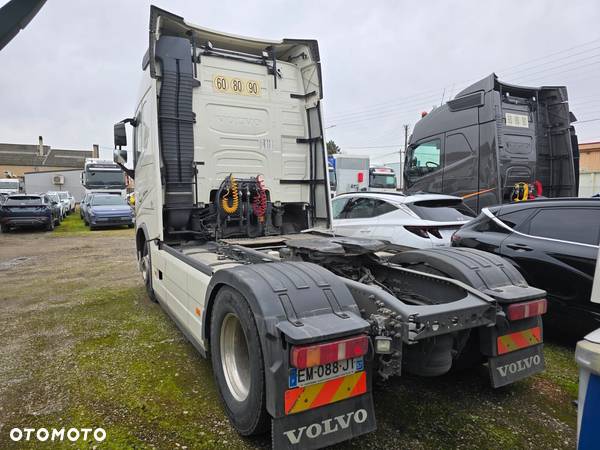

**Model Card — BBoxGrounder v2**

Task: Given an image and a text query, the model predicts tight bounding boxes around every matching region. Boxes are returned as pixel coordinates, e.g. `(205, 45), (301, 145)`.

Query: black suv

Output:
(0, 194), (61, 232)
(452, 198), (600, 337)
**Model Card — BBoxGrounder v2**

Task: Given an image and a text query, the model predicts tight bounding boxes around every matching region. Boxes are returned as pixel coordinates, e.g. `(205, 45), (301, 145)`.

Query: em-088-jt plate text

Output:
(213, 74), (261, 96)
(289, 357), (364, 389)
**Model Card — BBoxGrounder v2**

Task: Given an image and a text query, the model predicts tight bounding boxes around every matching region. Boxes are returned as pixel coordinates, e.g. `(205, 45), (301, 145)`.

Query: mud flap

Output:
(271, 394), (376, 450)
(488, 344), (545, 388)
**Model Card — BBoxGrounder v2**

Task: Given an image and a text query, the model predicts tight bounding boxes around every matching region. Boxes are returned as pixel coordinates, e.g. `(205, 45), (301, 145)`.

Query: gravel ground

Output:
(0, 215), (580, 449)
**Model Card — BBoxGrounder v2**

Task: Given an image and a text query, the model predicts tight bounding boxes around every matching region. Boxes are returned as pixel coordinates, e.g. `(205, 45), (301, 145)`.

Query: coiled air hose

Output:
(221, 175), (239, 214)
(252, 175), (267, 222)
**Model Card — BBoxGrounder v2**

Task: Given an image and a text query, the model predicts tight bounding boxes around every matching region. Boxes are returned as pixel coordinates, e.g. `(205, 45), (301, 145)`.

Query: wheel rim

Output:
(220, 313), (251, 402)
(140, 254), (150, 284)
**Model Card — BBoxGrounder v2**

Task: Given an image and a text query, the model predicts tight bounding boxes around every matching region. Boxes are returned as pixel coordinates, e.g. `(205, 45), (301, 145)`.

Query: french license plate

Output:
(289, 357), (363, 388)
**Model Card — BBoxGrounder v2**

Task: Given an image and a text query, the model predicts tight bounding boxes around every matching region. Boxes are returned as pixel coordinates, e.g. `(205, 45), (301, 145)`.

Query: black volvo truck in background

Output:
(404, 74), (579, 212)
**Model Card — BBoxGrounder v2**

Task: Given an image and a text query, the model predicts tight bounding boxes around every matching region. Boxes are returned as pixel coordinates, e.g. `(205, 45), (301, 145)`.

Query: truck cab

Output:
(82, 158), (127, 196)
(369, 166), (397, 192)
(0, 178), (20, 195)
(404, 74), (579, 212)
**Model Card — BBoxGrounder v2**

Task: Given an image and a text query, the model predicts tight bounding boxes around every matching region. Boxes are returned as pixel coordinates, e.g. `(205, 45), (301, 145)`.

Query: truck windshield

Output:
(0, 181), (19, 189)
(85, 169), (126, 187)
(91, 196), (126, 206)
(407, 199), (475, 221)
(370, 174), (396, 188)
(5, 197), (42, 205)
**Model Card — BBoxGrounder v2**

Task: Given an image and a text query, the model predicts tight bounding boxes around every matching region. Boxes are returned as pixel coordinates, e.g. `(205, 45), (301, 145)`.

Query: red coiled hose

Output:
(252, 175), (267, 222)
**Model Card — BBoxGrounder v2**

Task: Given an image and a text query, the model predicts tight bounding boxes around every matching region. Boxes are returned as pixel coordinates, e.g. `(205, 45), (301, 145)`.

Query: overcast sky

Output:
(1, 0), (599, 162)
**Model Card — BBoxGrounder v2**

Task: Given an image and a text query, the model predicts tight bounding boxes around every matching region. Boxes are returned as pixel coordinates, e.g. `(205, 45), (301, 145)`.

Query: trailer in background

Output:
(333, 154), (369, 194)
(24, 169), (86, 202)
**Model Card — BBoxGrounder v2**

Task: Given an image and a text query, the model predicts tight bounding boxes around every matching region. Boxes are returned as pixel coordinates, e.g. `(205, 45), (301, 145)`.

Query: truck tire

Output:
(210, 286), (269, 436)
(140, 241), (157, 303)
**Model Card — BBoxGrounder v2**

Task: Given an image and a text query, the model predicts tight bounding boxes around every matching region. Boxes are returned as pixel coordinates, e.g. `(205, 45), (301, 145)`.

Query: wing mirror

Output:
(114, 122), (127, 147)
(114, 149), (128, 165)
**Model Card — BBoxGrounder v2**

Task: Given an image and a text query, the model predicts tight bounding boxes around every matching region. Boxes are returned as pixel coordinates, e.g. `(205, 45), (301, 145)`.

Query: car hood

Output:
(90, 205), (132, 214)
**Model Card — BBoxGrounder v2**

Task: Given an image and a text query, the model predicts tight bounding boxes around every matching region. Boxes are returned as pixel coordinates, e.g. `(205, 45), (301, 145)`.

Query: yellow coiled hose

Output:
(221, 175), (239, 214)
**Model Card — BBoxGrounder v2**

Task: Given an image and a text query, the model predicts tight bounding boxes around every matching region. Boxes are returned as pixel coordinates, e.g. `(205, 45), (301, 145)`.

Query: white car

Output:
(331, 192), (475, 249)
(48, 191), (72, 215)
(46, 192), (68, 219)
(59, 191), (76, 212)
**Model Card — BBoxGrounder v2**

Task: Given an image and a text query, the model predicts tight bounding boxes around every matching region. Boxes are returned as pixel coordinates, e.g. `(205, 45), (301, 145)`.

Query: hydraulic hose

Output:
(221, 175), (239, 214)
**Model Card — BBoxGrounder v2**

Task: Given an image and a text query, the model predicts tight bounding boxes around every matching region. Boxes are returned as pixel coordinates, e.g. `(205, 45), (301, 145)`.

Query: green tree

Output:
(327, 140), (341, 155)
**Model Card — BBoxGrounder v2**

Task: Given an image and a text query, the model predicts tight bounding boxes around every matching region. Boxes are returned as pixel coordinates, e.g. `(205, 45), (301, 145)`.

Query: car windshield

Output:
(5, 196), (42, 205)
(47, 194), (59, 202)
(91, 196), (127, 206)
(58, 192), (68, 200)
(407, 199), (475, 221)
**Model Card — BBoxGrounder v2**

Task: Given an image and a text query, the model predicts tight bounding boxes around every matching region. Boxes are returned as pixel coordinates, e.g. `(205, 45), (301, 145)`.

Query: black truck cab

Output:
(404, 74), (579, 212)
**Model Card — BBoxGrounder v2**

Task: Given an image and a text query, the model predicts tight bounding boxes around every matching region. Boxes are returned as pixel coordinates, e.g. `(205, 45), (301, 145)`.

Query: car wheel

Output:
(210, 287), (269, 436)
(89, 225), (96, 231)
(0, 224), (9, 233)
(46, 219), (55, 231)
(140, 242), (157, 303)
(128, 224), (134, 228)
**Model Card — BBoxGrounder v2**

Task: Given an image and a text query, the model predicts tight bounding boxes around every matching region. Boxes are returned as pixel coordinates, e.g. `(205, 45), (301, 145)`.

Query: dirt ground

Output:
(0, 215), (580, 449)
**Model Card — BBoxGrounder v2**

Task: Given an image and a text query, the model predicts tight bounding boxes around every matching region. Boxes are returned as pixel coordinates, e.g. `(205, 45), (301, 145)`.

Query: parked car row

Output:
(331, 192), (600, 338)
(80, 192), (134, 230)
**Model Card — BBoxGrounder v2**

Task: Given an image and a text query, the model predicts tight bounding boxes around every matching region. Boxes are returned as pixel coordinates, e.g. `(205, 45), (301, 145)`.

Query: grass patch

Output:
(52, 211), (133, 237)
(52, 212), (89, 234)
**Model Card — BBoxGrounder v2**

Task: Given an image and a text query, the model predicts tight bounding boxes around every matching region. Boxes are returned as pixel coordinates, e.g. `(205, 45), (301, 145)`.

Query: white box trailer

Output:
(334, 155), (369, 194)
(112, 7), (549, 449)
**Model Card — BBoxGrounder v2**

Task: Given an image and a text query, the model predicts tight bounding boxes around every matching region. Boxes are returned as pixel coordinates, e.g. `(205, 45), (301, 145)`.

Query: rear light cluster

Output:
(405, 226), (442, 239)
(506, 298), (547, 321)
(290, 335), (368, 369)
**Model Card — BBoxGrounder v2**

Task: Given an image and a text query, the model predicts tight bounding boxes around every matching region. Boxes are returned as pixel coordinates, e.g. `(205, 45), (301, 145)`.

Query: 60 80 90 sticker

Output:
(213, 75), (261, 96)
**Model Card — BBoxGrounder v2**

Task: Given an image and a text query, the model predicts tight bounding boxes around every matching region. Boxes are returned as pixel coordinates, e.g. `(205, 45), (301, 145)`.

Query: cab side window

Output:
(133, 101), (150, 168)
(407, 139), (442, 180)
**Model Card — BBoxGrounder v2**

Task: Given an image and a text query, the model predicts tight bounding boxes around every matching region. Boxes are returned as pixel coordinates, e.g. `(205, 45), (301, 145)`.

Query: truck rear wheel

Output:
(210, 287), (269, 436)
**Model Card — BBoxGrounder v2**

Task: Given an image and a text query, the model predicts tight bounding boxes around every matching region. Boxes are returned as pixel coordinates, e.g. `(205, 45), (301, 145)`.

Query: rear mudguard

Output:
(204, 261), (371, 419)
(389, 247), (545, 303)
